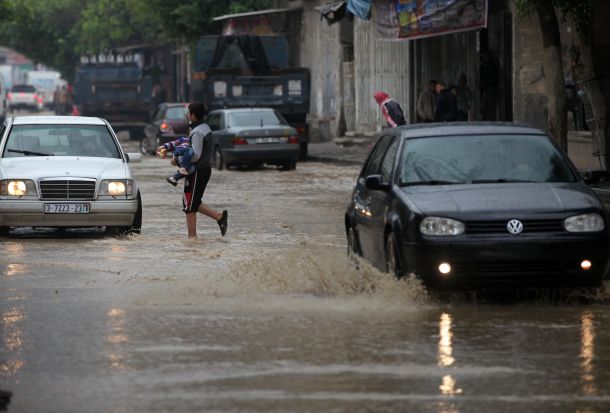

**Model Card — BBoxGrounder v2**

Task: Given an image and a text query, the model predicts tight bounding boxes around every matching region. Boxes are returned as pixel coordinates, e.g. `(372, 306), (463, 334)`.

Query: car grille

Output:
(39, 180), (96, 200)
(465, 219), (564, 234)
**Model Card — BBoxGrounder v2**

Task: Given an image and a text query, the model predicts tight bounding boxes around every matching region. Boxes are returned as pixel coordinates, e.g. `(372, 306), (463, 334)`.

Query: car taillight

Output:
(37, 96), (43, 104)
(7, 93), (11, 101)
(233, 137), (248, 145)
(287, 135), (299, 144)
(160, 122), (173, 134)
(297, 127), (306, 134)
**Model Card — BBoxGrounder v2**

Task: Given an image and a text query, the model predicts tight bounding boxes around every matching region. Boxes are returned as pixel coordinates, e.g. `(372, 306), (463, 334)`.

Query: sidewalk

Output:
(307, 138), (374, 165)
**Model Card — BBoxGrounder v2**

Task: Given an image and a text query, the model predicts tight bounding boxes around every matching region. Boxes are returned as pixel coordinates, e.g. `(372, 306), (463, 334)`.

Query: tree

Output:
(515, 0), (592, 151)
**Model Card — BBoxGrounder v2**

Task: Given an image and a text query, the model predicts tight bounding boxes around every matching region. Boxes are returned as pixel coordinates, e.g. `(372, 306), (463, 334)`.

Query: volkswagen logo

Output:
(507, 219), (524, 235)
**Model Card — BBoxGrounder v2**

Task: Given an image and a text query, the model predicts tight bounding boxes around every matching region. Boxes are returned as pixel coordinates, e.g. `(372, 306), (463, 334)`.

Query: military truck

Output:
(73, 55), (153, 137)
(190, 35), (311, 158)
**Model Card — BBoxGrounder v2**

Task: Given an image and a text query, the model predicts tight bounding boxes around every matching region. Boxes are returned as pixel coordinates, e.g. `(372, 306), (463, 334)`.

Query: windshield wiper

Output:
(471, 178), (537, 183)
(7, 149), (54, 156)
(400, 180), (464, 187)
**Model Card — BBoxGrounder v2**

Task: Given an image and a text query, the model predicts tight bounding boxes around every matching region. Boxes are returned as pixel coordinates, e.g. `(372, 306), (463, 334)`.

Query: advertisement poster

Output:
(378, 0), (488, 40)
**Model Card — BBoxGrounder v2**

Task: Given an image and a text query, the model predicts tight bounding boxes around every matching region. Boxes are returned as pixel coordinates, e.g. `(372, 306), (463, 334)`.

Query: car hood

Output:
(0, 157), (129, 180)
(228, 125), (297, 137)
(401, 183), (602, 218)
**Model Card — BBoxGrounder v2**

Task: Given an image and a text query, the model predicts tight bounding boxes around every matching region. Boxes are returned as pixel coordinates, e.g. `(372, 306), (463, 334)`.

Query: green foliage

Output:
(0, 0), (273, 79)
(514, 0), (592, 34)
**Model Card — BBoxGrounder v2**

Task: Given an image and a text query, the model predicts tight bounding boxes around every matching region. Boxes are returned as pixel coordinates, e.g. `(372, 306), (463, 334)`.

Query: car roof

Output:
(396, 122), (546, 138)
(210, 108), (276, 114)
(11, 116), (107, 126)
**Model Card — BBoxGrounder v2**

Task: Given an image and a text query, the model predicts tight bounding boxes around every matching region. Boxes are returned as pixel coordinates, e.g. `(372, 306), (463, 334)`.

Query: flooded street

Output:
(2, 154), (610, 412)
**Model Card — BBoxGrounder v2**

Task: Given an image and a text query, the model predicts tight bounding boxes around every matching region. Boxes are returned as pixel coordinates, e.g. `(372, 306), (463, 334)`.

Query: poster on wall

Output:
(375, 0), (488, 40)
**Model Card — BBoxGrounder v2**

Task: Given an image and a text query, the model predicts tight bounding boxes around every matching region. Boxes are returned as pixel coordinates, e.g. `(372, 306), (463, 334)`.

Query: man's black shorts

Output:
(182, 167), (212, 213)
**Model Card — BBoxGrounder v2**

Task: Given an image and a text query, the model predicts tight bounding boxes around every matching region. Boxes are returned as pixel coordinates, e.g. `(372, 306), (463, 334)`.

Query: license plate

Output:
(44, 203), (90, 214)
(255, 137), (280, 144)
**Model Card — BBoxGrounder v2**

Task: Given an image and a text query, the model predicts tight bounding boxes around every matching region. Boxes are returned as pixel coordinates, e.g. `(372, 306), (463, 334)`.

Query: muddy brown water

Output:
(2, 155), (610, 412)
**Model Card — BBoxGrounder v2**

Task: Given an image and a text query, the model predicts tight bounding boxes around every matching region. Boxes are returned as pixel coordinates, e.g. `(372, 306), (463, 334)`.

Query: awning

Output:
(315, 1), (348, 25)
(347, 0), (372, 20)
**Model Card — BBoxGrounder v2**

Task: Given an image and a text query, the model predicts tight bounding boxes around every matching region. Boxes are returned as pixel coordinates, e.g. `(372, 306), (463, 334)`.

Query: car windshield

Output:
(3, 125), (121, 158)
(11, 85), (36, 93)
(398, 134), (578, 185)
(228, 111), (286, 127)
(166, 106), (188, 121)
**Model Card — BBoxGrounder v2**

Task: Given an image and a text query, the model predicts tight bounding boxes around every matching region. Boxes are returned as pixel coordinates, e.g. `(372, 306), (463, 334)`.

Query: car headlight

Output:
(420, 217), (465, 236)
(1, 179), (37, 198)
(564, 213), (604, 232)
(99, 180), (133, 197)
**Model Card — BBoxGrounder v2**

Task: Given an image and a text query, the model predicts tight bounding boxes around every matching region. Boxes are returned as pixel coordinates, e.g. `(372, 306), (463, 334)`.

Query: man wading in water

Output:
(160, 102), (228, 238)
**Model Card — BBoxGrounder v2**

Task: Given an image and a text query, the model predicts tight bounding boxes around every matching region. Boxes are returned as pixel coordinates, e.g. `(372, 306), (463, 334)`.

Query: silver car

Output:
(0, 116), (142, 236)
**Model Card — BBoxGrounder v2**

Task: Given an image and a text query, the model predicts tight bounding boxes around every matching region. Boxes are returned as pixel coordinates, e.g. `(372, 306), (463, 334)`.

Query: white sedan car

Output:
(0, 116), (142, 236)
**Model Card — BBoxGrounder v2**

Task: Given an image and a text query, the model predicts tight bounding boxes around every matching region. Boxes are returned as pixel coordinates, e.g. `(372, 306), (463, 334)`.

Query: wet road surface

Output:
(2, 151), (610, 412)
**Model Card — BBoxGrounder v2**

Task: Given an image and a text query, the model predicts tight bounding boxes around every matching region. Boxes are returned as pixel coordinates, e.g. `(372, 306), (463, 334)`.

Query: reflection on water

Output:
(106, 308), (128, 369)
(580, 311), (597, 397)
(1, 308), (24, 377)
(437, 312), (462, 413)
(4, 264), (28, 278)
(109, 245), (127, 262)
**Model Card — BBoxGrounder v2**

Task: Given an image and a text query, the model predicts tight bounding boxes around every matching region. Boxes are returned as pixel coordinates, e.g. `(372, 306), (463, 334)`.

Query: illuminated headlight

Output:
(1, 180), (37, 197)
(232, 85), (243, 96)
(564, 213), (604, 232)
(99, 180), (133, 197)
(420, 217), (465, 236)
(273, 85), (283, 96)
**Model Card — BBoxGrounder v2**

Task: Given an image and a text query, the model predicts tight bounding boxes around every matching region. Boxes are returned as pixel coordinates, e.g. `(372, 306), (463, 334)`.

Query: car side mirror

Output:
(365, 175), (389, 191)
(126, 152), (142, 163)
(581, 170), (610, 185)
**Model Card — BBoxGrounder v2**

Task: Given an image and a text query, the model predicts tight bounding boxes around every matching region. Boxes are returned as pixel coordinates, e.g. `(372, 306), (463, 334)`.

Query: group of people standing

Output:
(416, 75), (473, 123)
(373, 74), (474, 129)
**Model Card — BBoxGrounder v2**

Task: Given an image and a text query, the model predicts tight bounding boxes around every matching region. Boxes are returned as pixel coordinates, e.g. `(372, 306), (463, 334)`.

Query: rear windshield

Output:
(11, 85), (36, 93)
(228, 111), (286, 127)
(399, 134), (578, 185)
(166, 106), (188, 121)
(3, 125), (121, 158)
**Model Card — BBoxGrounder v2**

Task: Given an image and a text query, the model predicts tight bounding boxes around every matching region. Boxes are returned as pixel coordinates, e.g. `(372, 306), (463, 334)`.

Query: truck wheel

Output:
(299, 142), (308, 160)
(214, 147), (224, 170)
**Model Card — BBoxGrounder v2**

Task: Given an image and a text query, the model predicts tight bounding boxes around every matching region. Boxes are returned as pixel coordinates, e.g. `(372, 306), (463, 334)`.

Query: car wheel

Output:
(139, 136), (151, 155)
(347, 225), (360, 259)
(214, 146), (224, 170)
(385, 232), (403, 278)
(0, 226), (9, 236)
(106, 192), (142, 237)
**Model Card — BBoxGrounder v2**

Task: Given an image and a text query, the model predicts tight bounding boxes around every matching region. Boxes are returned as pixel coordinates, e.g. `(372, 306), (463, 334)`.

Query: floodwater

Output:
(2, 154), (610, 412)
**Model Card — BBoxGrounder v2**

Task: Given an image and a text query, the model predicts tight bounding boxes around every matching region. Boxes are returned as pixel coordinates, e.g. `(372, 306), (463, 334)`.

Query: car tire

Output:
(0, 226), (9, 236)
(347, 225), (360, 259)
(385, 232), (403, 278)
(214, 146), (224, 170)
(106, 192), (142, 237)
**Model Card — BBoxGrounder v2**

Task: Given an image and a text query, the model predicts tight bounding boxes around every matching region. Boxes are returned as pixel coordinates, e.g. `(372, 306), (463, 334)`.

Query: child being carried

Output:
(156, 137), (195, 186)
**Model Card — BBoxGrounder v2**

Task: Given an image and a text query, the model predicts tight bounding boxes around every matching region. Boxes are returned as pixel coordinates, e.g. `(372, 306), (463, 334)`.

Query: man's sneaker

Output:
(178, 167), (189, 176)
(165, 176), (178, 187)
(217, 210), (228, 236)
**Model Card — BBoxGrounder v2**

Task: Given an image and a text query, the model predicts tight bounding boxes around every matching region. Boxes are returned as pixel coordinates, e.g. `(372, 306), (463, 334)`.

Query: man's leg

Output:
(198, 204), (222, 221)
(186, 212), (198, 238)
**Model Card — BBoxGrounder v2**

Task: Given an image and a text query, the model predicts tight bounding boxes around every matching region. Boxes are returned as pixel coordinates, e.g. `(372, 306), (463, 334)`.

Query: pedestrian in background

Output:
(455, 73), (473, 121)
(159, 102), (228, 239)
(416, 80), (436, 122)
(373, 91), (406, 128)
(434, 82), (458, 122)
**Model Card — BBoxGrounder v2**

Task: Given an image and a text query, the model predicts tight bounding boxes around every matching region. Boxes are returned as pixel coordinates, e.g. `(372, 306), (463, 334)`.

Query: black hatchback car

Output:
(345, 123), (610, 290)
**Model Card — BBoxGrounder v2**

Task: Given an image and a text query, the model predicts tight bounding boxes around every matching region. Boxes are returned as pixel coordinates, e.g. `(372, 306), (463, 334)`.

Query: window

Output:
(398, 134), (577, 185)
(166, 106), (188, 121)
(3, 125), (120, 158)
(380, 137), (399, 182)
(206, 114), (221, 131)
(363, 135), (392, 178)
(227, 111), (286, 127)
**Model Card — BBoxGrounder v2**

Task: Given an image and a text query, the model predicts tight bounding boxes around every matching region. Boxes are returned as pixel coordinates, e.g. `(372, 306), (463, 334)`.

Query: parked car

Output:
(208, 108), (300, 170)
(0, 74), (7, 122)
(140, 103), (189, 155)
(0, 116), (142, 236)
(7, 84), (42, 112)
(345, 123), (610, 290)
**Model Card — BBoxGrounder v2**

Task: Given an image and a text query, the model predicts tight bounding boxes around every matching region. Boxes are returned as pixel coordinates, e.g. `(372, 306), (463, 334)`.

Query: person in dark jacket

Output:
(434, 82), (458, 122)
(374, 91), (406, 128)
(159, 102), (228, 238)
